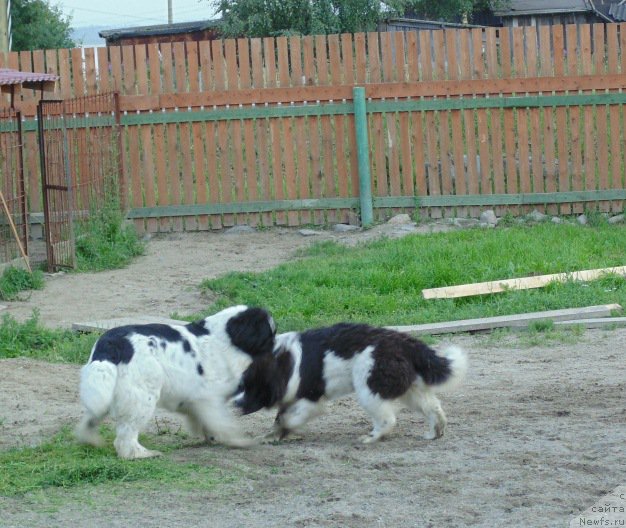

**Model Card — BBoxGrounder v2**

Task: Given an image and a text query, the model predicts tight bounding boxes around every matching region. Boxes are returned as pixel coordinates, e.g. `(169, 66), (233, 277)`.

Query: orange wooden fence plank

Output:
(216, 120), (234, 225)
(289, 37), (311, 224)
(173, 42), (197, 230)
(161, 43), (182, 231)
(566, 25), (584, 214)
(592, 24), (609, 212)
(538, 25), (557, 214)
(71, 48), (85, 96)
(274, 36), (291, 225)
(83, 48), (97, 94)
(96, 47), (110, 93)
(607, 24), (623, 213)
(199, 40), (220, 229)
(251, 37), (271, 226)
(579, 24), (596, 213)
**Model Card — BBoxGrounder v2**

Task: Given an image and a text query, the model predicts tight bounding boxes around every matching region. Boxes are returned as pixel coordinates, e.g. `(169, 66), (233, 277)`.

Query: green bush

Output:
(74, 203), (144, 272)
(0, 266), (44, 301)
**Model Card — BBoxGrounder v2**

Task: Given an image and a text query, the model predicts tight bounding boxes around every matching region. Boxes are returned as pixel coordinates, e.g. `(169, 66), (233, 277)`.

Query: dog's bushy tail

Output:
(75, 360), (117, 445)
(413, 344), (468, 392)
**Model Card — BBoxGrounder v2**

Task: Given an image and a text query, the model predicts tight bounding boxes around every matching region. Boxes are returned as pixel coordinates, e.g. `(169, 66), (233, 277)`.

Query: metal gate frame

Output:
(38, 93), (122, 271)
(0, 106), (28, 270)
(38, 99), (75, 271)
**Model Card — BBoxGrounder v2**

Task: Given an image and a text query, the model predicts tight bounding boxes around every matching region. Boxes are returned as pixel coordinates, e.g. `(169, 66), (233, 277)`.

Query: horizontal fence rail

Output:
(0, 23), (625, 232)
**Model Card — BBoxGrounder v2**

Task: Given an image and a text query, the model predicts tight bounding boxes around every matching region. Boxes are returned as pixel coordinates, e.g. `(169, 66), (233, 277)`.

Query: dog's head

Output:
(233, 347), (294, 415)
(202, 305), (277, 358)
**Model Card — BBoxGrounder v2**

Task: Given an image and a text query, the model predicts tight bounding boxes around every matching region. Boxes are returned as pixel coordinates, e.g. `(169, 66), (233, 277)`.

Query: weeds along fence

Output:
(2, 23), (626, 233)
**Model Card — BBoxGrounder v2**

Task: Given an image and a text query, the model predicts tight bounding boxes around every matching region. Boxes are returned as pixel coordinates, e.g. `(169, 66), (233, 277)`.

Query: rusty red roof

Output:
(0, 68), (59, 87)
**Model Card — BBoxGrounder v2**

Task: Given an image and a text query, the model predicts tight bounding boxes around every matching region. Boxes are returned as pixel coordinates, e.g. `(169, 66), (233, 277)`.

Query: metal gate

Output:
(38, 93), (122, 271)
(0, 107), (28, 270)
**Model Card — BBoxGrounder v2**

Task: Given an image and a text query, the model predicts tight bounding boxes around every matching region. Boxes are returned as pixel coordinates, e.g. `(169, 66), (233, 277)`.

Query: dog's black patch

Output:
(237, 349), (294, 414)
(295, 323), (452, 400)
(183, 339), (192, 353)
(186, 321), (210, 337)
(92, 324), (185, 365)
(226, 307), (276, 358)
(367, 328), (451, 398)
(296, 330), (331, 401)
(197, 363), (204, 376)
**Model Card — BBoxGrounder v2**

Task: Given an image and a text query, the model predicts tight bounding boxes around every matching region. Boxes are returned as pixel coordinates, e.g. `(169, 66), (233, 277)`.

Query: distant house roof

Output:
(0, 68), (58, 90)
(494, 0), (618, 20)
(99, 19), (221, 41)
(380, 17), (486, 31)
(607, 0), (626, 20)
(494, 0), (592, 16)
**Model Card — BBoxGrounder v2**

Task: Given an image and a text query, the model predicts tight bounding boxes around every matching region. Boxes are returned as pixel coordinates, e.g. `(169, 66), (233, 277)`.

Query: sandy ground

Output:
(1, 225), (625, 527)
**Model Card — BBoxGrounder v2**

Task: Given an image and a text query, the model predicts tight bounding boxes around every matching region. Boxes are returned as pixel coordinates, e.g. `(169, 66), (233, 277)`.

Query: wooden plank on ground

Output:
(386, 304), (622, 335)
(72, 315), (189, 333)
(553, 317), (626, 330)
(422, 267), (626, 299)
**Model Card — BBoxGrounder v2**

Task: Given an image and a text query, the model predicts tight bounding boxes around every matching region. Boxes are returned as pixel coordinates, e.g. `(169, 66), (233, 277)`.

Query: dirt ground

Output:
(1, 226), (624, 527)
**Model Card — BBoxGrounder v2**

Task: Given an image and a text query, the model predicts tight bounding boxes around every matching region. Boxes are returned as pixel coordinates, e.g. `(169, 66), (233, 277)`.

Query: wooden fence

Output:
(2, 23), (626, 232)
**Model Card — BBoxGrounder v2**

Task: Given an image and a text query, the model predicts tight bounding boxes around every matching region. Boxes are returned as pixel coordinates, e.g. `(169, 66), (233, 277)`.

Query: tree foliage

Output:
(11, 0), (75, 51)
(211, 0), (499, 37)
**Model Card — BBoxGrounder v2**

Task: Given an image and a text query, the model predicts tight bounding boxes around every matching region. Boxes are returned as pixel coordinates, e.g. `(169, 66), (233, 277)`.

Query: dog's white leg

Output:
(404, 388), (447, 440)
(353, 374), (398, 443)
(276, 399), (326, 438)
(189, 399), (255, 448)
(110, 384), (162, 459)
(113, 422), (162, 459)
(75, 414), (105, 447)
(358, 397), (397, 444)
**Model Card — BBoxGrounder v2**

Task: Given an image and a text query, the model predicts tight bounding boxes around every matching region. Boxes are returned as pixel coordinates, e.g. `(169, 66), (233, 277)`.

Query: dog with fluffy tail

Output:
(76, 306), (276, 458)
(234, 323), (468, 443)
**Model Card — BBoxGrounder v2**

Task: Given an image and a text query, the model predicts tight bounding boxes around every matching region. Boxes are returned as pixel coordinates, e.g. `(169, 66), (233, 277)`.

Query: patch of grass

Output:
(518, 324), (586, 347)
(582, 207), (610, 227)
(527, 319), (555, 332)
(198, 224), (626, 331)
(0, 266), (44, 301)
(74, 200), (144, 272)
(0, 312), (97, 363)
(0, 427), (227, 497)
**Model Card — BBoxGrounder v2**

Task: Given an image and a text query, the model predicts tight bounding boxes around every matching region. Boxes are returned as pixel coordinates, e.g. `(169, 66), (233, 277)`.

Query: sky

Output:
(57, 0), (217, 28)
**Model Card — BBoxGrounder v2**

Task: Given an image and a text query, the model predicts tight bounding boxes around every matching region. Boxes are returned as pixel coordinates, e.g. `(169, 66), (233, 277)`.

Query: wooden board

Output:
(422, 267), (626, 299)
(72, 315), (189, 333)
(386, 304), (622, 335)
(553, 317), (626, 330)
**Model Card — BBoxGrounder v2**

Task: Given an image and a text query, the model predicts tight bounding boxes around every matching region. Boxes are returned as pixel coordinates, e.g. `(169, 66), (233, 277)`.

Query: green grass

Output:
(0, 266), (44, 301)
(0, 427), (228, 497)
(74, 203), (145, 272)
(199, 224), (626, 331)
(0, 312), (97, 363)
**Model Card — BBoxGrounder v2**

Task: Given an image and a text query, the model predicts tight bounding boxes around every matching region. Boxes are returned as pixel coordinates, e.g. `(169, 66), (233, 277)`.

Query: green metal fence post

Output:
(353, 86), (373, 227)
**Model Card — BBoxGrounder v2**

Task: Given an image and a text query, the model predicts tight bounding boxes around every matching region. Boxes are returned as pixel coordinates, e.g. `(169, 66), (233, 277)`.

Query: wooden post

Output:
(353, 86), (373, 227)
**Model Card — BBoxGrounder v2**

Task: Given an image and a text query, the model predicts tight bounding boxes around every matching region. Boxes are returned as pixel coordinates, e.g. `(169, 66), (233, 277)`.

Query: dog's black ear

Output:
(226, 307), (276, 357)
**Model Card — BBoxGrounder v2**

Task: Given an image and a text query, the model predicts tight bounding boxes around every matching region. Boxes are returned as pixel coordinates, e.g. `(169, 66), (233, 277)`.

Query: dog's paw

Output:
(423, 427), (445, 440)
(359, 434), (380, 444)
(121, 448), (163, 459)
(220, 436), (257, 448)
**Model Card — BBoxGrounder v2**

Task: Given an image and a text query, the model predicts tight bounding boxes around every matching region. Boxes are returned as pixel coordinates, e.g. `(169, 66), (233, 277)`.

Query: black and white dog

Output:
(234, 323), (467, 443)
(76, 305), (276, 459)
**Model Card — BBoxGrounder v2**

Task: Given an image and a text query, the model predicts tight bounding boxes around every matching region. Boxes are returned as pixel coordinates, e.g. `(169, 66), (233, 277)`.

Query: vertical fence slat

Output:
(135, 44), (158, 233)
(580, 24), (596, 213)
(607, 24), (623, 213)
(539, 25), (557, 215)
(566, 24), (584, 214)
(591, 24), (610, 213)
